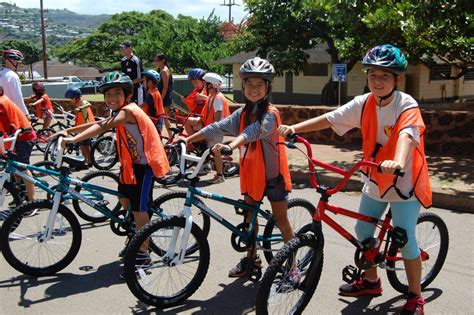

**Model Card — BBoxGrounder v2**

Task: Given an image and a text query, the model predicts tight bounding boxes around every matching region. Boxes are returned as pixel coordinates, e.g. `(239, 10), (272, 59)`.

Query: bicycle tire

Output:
(256, 233), (324, 315)
(386, 212), (449, 293)
(155, 144), (183, 186)
(91, 136), (118, 170)
(262, 198), (315, 264)
(0, 182), (24, 221)
(151, 191), (210, 238)
(34, 128), (56, 152)
(222, 160), (239, 177)
(72, 171), (121, 223)
(123, 216), (210, 307)
(1, 200), (82, 276)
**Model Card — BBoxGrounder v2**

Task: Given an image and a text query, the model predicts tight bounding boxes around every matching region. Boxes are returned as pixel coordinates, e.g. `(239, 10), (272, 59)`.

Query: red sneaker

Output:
(401, 292), (425, 315)
(339, 272), (383, 297)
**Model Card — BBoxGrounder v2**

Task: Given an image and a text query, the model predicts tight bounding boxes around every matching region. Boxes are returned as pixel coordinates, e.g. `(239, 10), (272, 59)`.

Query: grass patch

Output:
(83, 94), (104, 102)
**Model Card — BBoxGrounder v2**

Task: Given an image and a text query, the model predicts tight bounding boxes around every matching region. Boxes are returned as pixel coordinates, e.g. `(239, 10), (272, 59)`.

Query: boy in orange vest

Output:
(29, 82), (53, 129)
(179, 58), (295, 278)
(279, 44), (429, 314)
(0, 86), (37, 206)
(56, 72), (170, 270)
(65, 87), (95, 166)
(140, 69), (165, 133)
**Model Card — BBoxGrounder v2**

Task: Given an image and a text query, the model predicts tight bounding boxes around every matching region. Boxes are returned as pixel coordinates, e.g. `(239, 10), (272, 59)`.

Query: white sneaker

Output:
(209, 174), (225, 184)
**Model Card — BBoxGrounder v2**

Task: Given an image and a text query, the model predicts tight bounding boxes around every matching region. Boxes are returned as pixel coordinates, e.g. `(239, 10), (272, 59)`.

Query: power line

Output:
(221, 0), (239, 22)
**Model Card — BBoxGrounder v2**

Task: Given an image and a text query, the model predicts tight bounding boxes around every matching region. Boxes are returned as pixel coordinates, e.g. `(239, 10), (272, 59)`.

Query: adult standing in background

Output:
(0, 49), (31, 120)
(119, 40), (144, 104)
(154, 53), (173, 136)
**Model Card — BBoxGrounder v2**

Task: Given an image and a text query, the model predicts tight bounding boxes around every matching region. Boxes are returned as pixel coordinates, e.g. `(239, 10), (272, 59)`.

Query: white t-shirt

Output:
(325, 91), (421, 202)
(0, 67), (29, 117)
(211, 94), (224, 112)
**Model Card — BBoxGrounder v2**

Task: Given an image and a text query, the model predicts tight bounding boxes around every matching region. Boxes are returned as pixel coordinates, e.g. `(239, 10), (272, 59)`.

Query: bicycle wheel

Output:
(123, 216), (210, 307)
(1, 200), (82, 276)
(35, 128), (55, 153)
(151, 191), (210, 238)
(386, 212), (449, 294)
(256, 233), (323, 315)
(72, 171), (121, 223)
(222, 160), (239, 178)
(262, 198), (315, 264)
(91, 136), (118, 170)
(0, 181), (24, 222)
(155, 144), (183, 186)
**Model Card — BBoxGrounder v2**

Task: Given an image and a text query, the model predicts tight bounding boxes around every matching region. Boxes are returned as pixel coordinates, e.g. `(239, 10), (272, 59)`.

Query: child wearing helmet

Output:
(278, 44), (429, 314)
(183, 68), (208, 136)
(30, 82), (53, 129)
(65, 87), (95, 166)
(179, 57), (295, 277)
(0, 49), (31, 119)
(140, 69), (165, 133)
(55, 72), (170, 272)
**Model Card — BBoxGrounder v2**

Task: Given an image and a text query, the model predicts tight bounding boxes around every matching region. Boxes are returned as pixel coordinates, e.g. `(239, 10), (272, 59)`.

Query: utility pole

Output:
(221, 0), (239, 22)
(40, 0), (48, 79)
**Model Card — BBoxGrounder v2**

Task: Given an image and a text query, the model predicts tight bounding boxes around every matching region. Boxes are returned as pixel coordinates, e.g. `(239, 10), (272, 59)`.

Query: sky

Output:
(11, 0), (248, 22)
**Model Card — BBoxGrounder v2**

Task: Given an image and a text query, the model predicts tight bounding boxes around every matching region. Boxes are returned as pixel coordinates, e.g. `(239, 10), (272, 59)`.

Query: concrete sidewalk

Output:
(286, 143), (473, 213)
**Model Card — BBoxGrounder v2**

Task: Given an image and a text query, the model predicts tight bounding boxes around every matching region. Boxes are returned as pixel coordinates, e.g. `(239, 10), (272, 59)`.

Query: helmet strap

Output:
(375, 87), (396, 109)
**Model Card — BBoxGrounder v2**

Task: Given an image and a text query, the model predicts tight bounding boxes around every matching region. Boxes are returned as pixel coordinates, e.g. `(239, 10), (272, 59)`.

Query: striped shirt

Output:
(201, 107), (281, 180)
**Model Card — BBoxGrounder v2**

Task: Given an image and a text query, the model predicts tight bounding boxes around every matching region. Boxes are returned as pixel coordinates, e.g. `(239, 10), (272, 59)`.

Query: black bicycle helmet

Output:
(98, 71), (133, 94)
(239, 57), (276, 82)
(362, 44), (408, 74)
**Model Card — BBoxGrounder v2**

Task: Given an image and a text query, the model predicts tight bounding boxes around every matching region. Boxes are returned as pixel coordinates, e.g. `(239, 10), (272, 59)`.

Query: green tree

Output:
(0, 39), (42, 79)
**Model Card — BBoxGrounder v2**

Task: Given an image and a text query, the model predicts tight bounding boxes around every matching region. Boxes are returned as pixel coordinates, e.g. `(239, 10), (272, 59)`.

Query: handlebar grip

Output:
(221, 146), (233, 156)
(286, 133), (298, 141)
(377, 165), (405, 177)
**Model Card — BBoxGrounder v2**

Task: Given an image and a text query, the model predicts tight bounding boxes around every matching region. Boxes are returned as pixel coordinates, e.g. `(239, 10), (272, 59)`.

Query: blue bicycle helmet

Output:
(65, 87), (82, 99)
(98, 71), (133, 94)
(362, 44), (408, 74)
(141, 69), (161, 84)
(188, 68), (206, 80)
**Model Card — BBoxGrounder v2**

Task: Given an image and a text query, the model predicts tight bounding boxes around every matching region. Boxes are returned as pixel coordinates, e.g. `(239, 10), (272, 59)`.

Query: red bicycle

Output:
(256, 134), (449, 315)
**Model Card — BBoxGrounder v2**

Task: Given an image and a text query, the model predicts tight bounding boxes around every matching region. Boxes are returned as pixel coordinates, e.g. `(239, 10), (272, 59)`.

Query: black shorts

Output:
(118, 164), (154, 212)
(15, 141), (34, 164)
(264, 175), (289, 202)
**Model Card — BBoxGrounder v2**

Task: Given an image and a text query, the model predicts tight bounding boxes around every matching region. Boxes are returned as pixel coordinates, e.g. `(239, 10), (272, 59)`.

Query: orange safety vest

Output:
(0, 95), (36, 148)
(143, 88), (165, 118)
(360, 93), (432, 208)
(202, 92), (230, 127)
(239, 106), (292, 201)
(115, 103), (170, 184)
(184, 88), (207, 115)
(34, 93), (53, 117)
(75, 100), (96, 126)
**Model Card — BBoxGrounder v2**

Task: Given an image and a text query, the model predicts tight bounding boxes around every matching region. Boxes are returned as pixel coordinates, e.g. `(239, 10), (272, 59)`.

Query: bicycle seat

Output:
(62, 155), (88, 170)
(170, 127), (181, 134)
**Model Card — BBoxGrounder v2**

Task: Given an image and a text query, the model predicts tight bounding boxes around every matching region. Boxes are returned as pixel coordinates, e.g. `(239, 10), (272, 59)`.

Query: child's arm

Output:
(30, 98), (45, 107)
(278, 115), (332, 136)
(379, 133), (417, 174)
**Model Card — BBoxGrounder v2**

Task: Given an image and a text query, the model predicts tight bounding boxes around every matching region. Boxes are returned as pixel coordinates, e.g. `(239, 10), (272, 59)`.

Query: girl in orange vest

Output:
(140, 69), (165, 133)
(182, 68), (208, 136)
(30, 81), (53, 129)
(65, 87), (96, 166)
(180, 57), (294, 278)
(279, 44), (429, 314)
(57, 72), (170, 271)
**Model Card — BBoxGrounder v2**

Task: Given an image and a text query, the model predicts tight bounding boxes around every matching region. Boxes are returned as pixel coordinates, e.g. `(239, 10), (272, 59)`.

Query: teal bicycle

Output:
(123, 142), (315, 308)
(0, 135), (210, 277)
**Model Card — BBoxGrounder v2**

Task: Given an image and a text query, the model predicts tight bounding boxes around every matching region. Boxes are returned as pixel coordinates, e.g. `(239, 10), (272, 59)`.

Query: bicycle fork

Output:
(38, 191), (62, 242)
(166, 205), (193, 266)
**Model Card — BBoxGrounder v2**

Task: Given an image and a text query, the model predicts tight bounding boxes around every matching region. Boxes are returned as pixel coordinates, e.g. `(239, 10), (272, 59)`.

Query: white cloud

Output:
(11, 0), (247, 22)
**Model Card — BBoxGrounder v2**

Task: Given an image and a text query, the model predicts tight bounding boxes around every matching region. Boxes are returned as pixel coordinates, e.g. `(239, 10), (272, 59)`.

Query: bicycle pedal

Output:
(97, 200), (110, 207)
(342, 265), (361, 284)
(248, 267), (262, 283)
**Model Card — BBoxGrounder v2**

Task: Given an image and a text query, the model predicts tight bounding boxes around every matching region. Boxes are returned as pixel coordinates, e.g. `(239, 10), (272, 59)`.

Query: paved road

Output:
(1, 151), (473, 314)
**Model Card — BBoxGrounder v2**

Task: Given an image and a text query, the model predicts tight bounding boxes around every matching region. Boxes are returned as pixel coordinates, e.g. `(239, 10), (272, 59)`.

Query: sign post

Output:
(332, 64), (347, 106)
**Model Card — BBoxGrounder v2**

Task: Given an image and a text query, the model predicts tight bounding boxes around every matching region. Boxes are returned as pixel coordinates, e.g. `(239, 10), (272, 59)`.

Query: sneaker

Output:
(276, 267), (302, 293)
(198, 162), (212, 176)
(228, 255), (262, 278)
(339, 272), (383, 297)
(209, 174), (225, 184)
(401, 292), (425, 315)
(118, 234), (133, 259)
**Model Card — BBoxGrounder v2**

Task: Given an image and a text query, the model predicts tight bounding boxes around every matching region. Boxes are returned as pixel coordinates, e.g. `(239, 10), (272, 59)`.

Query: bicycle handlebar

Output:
(56, 136), (65, 168)
(285, 133), (404, 195)
(179, 141), (211, 178)
(0, 129), (23, 154)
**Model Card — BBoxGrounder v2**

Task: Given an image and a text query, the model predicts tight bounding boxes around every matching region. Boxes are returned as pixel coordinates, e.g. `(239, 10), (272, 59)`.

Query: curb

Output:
(290, 169), (473, 213)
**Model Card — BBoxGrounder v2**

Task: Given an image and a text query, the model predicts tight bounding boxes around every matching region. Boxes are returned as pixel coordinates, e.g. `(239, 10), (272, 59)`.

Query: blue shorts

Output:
(264, 175), (289, 202)
(118, 164), (154, 212)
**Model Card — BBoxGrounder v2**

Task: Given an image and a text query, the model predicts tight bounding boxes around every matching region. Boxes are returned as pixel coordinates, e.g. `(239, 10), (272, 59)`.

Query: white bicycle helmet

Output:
(239, 57), (275, 81)
(203, 72), (223, 89)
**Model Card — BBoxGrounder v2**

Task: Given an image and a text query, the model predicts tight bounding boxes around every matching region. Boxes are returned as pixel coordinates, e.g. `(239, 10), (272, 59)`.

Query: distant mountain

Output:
(0, 2), (110, 46)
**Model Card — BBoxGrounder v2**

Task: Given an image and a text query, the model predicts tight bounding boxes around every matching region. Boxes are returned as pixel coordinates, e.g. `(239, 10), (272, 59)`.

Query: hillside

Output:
(0, 2), (110, 46)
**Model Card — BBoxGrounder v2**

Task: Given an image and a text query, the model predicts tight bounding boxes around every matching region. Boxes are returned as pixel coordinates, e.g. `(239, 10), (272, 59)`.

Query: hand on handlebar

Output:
(278, 125), (295, 137)
(211, 143), (232, 156)
(61, 137), (76, 149)
(379, 160), (403, 175)
(48, 130), (68, 141)
(172, 135), (187, 144)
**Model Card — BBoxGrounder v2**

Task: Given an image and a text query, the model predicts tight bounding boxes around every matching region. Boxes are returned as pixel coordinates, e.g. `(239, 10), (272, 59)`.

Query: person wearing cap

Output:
(119, 40), (145, 105)
(0, 49), (31, 120)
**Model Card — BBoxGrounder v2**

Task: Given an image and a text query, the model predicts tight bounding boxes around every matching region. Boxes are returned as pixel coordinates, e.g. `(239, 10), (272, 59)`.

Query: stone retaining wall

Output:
(41, 99), (473, 155)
